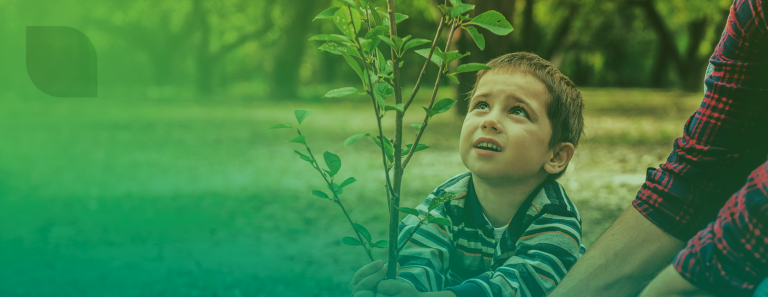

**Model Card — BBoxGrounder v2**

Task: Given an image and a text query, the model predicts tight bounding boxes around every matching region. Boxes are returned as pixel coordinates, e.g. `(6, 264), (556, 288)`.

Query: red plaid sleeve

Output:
(632, 0), (768, 241)
(672, 160), (768, 297)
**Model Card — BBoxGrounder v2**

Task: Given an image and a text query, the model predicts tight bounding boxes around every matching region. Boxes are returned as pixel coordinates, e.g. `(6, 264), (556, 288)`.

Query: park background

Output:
(0, 0), (732, 296)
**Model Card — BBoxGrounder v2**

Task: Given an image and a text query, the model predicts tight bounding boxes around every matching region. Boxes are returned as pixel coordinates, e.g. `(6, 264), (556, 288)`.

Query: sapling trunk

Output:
(385, 0), (404, 280)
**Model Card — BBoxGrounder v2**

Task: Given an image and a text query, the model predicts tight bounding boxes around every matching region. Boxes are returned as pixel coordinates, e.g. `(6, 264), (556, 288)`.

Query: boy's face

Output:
(459, 71), (553, 182)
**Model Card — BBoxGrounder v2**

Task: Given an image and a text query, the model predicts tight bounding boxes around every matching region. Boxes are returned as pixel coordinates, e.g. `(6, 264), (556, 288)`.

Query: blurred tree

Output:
(267, 0), (325, 100)
(90, 0), (273, 94)
(628, 0), (729, 90)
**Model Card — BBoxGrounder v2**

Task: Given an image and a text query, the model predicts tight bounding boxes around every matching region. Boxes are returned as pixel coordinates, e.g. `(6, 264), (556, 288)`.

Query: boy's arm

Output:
(446, 205), (583, 297)
(397, 211), (455, 292)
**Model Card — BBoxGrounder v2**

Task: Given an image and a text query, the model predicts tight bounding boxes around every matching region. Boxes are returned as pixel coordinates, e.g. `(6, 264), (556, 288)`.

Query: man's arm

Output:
(638, 265), (715, 297)
(553, 0), (768, 295)
(548, 206), (686, 297)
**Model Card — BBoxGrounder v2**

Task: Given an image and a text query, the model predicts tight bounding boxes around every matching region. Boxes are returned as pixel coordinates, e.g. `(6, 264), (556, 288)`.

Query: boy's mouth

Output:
(474, 141), (501, 152)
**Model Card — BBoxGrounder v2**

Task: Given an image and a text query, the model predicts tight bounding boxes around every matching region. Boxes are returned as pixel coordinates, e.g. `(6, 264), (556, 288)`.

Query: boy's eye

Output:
(473, 101), (490, 111)
(509, 106), (529, 118)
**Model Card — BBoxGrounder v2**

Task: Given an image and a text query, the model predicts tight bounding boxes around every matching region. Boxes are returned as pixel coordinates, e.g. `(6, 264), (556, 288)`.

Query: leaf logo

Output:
(26, 26), (97, 97)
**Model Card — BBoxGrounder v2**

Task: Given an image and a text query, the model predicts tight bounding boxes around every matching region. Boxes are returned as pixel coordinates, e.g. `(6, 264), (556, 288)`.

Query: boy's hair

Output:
(468, 52), (584, 180)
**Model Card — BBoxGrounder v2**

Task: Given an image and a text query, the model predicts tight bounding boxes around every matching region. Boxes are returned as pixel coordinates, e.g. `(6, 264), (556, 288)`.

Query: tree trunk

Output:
(455, 0), (516, 115)
(544, 5), (579, 64)
(269, 0), (320, 100)
(522, 0), (535, 52)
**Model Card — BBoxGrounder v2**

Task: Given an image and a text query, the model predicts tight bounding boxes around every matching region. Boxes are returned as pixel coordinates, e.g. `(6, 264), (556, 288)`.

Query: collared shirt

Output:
(633, 0), (768, 242)
(397, 172), (585, 297)
(630, 0), (768, 295)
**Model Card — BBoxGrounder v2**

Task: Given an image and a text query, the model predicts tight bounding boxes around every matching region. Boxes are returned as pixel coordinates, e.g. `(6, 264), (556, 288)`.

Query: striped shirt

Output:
(397, 172), (585, 297)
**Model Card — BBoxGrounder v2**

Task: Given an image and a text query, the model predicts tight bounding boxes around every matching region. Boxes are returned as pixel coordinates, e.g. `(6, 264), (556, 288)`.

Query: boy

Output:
(350, 52), (585, 297)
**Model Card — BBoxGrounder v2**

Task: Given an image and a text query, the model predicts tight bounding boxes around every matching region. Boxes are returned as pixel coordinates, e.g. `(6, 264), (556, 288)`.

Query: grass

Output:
(0, 88), (703, 296)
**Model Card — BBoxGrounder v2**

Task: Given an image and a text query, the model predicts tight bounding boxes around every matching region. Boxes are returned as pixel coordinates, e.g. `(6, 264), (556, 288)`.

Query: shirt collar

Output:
(465, 175), (551, 234)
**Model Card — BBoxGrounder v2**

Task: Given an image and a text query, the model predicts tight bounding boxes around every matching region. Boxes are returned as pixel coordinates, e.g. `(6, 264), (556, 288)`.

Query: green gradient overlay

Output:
(0, 0), (721, 296)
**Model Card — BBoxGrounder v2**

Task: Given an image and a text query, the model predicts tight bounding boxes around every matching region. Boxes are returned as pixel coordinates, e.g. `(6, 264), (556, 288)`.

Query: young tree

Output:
(270, 0), (512, 279)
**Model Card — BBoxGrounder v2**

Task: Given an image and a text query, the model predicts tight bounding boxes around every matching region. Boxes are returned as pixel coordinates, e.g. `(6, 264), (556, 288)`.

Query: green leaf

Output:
(411, 124), (422, 130)
(438, 5), (454, 16)
(333, 6), (362, 39)
(312, 190), (330, 200)
(328, 182), (343, 195)
(429, 192), (456, 211)
(403, 38), (431, 52)
(373, 240), (388, 248)
(318, 42), (346, 55)
(371, 135), (394, 162)
(469, 10), (514, 35)
(447, 73), (459, 84)
(455, 63), (492, 73)
(415, 47), (443, 67)
(294, 109), (314, 125)
(287, 135), (306, 144)
(268, 123), (293, 129)
(464, 26), (485, 50)
(432, 98), (457, 114)
(342, 54), (366, 88)
(363, 25), (388, 52)
(394, 13), (408, 23)
(365, 26), (389, 40)
(451, 3), (475, 19)
(294, 150), (314, 163)
(396, 206), (420, 216)
(374, 82), (394, 107)
(443, 50), (470, 65)
(344, 133), (370, 148)
(343, 236), (365, 246)
(371, 7), (383, 26)
(324, 87), (359, 98)
(335, 0), (358, 9)
(384, 103), (404, 112)
(314, 7), (340, 21)
(449, 0), (463, 6)
(353, 223), (372, 243)
(402, 143), (430, 155)
(309, 34), (350, 43)
(381, 136), (394, 162)
(340, 177), (357, 188)
(429, 217), (452, 226)
(323, 151), (341, 176)
(377, 35), (397, 52)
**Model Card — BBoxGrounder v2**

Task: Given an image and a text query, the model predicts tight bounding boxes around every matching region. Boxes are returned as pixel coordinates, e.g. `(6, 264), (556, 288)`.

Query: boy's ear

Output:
(544, 142), (575, 175)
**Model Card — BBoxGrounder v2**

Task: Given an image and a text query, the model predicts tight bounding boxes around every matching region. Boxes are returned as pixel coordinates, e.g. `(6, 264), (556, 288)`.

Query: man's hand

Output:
(638, 265), (715, 297)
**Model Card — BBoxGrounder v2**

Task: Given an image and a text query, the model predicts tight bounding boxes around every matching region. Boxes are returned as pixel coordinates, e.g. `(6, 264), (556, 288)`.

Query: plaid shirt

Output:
(397, 172), (585, 297)
(631, 0), (768, 295)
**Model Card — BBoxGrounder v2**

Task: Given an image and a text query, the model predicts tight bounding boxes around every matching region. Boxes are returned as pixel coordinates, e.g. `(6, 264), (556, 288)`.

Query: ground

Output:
(0, 88), (702, 296)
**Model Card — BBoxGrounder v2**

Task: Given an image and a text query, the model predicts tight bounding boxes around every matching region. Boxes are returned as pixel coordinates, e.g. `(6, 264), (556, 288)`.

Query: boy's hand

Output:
(350, 260), (393, 296)
(374, 279), (420, 297)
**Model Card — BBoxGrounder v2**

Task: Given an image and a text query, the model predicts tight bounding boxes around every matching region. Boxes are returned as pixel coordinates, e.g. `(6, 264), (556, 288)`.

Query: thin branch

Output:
(296, 129), (374, 262)
(403, 15), (446, 112)
(350, 6), (396, 211)
(397, 219), (425, 253)
(402, 20), (458, 170)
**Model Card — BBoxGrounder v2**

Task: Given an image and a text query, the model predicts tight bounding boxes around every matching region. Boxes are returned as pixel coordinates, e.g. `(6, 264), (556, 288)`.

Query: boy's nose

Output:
(481, 120), (501, 132)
